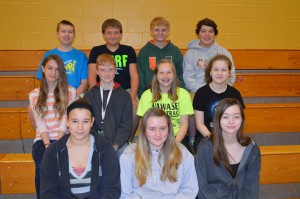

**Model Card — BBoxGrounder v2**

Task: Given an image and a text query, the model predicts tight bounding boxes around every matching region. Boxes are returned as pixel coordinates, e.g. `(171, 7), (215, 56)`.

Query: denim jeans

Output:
(32, 140), (56, 199)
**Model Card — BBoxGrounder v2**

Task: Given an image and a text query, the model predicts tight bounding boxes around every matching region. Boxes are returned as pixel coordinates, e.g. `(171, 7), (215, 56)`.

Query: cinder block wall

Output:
(0, 0), (299, 50)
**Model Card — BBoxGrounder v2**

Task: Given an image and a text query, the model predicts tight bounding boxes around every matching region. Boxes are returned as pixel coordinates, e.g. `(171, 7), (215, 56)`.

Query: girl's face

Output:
(210, 60), (230, 84)
(156, 63), (174, 91)
(220, 105), (242, 136)
(42, 59), (59, 83)
(145, 116), (169, 149)
(67, 108), (94, 141)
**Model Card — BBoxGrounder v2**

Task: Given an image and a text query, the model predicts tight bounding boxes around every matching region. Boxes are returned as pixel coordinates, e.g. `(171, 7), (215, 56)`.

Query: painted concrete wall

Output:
(0, 0), (299, 49)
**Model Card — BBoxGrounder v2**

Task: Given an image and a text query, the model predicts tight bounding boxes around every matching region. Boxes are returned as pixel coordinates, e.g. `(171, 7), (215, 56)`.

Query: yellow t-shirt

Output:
(137, 88), (194, 136)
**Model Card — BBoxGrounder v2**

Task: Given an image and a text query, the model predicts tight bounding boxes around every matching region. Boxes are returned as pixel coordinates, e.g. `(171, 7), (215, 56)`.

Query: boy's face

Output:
(102, 27), (122, 46)
(198, 25), (215, 48)
(151, 25), (169, 43)
(96, 63), (116, 84)
(56, 24), (75, 46)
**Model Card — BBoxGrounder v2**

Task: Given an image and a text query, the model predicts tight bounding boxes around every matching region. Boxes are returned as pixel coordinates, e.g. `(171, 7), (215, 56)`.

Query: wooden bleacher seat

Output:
(0, 76), (35, 101)
(244, 103), (300, 133)
(1, 49), (300, 101)
(260, 145), (300, 184)
(235, 73), (300, 97)
(0, 153), (35, 194)
(0, 108), (35, 140)
(0, 103), (299, 141)
(230, 50), (300, 70)
(1, 49), (300, 71)
(0, 108), (22, 139)
(0, 145), (299, 194)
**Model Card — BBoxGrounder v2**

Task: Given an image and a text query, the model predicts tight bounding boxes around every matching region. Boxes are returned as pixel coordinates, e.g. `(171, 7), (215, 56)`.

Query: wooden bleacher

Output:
(1, 49), (300, 101)
(0, 103), (299, 141)
(1, 49), (300, 70)
(0, 49), (300, 196)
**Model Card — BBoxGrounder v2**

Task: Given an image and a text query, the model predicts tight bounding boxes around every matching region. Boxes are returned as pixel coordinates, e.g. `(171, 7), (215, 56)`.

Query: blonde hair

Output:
(135, 108), (182, 186)
(151, 59), (179, 102)
(150, 17), (170, 30)
(96, 53), (116, 70)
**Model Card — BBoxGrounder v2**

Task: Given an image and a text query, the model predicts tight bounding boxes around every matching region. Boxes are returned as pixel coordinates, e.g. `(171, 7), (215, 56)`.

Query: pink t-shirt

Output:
(29, 86), (76, 142)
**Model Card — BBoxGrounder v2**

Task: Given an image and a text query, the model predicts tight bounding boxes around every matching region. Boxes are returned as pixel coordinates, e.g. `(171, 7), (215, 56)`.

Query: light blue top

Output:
(120, 143), (198, 199)
(36, 48), (88, 89)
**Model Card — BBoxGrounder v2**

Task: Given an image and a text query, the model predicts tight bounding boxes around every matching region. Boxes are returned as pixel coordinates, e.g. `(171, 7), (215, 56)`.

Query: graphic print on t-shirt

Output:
(114, 54), (128, 75)
(65, 60), (76, 75)
(152, 101), (180, 130)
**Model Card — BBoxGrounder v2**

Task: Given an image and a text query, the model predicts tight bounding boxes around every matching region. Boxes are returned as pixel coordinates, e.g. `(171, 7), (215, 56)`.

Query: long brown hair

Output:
(151, 59), (179, 102)
(135, 108), (182, 186)
(36, 54), (69, 120)
(211, 98), (251, 175)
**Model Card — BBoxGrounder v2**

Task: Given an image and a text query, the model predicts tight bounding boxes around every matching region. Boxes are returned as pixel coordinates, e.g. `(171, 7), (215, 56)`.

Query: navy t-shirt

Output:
(89, 44), (137, 90)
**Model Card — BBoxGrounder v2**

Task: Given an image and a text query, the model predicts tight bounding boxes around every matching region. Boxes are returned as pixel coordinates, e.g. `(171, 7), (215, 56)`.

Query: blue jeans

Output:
(32, 140), (55, 199)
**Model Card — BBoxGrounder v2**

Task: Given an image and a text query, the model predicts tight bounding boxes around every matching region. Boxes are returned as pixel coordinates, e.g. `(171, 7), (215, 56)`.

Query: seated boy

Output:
(84, 53), (132, 157)
(183, 18), (236, 94)
(137, 17), (184, 98)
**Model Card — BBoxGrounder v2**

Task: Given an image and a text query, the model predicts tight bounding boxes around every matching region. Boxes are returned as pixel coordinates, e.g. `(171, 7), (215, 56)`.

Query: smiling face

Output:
(156, 62), (174, 92)
(56, 24), (75, 46)
(151, 25), (169, 43)
(67, 108), (94, 141)
(102, 26), (122, 46)
(96, 63), (116, 85)
(220, 105), (242, 136)
(42, 59), (59, 83)
(210, 60), (230, 84)
(145, 116), (169, 149)
(198, 25), (215, 48)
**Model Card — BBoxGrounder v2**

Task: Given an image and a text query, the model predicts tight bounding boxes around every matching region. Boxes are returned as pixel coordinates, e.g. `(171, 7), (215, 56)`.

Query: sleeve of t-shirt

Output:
(179, 89), (194, 116)
(193, 88), (205, 111)
(88, 47), (98, 64)
(81, 52), (88, 79)
(127, 46), (137, 64)
(136, 90), (152, 117)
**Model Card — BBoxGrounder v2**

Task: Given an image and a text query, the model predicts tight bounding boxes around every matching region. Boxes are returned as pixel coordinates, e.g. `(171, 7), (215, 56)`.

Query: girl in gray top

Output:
(195, 98), (261, 199)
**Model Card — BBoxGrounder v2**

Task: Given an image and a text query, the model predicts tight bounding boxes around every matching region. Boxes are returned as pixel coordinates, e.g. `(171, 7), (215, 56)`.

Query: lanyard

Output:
(100, 86), (112, 120)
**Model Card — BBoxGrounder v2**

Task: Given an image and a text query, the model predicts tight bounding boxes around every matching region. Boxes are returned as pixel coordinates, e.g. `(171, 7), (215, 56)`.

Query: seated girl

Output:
(195, 98), (261, 199)
(40, 99), (121, 199)
(29, 54), (76, 199)
(193, 54), (245, 151)
(137, 59), (193, 143)
(120, 108), (198, 199)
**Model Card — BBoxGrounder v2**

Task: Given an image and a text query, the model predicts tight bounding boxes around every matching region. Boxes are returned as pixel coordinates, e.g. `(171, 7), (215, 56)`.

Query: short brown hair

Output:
(102, 18), (122, 34)
(56, 20), (75, 33)
(96, 53), (116, 70)
(195, 18), (218, 35)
